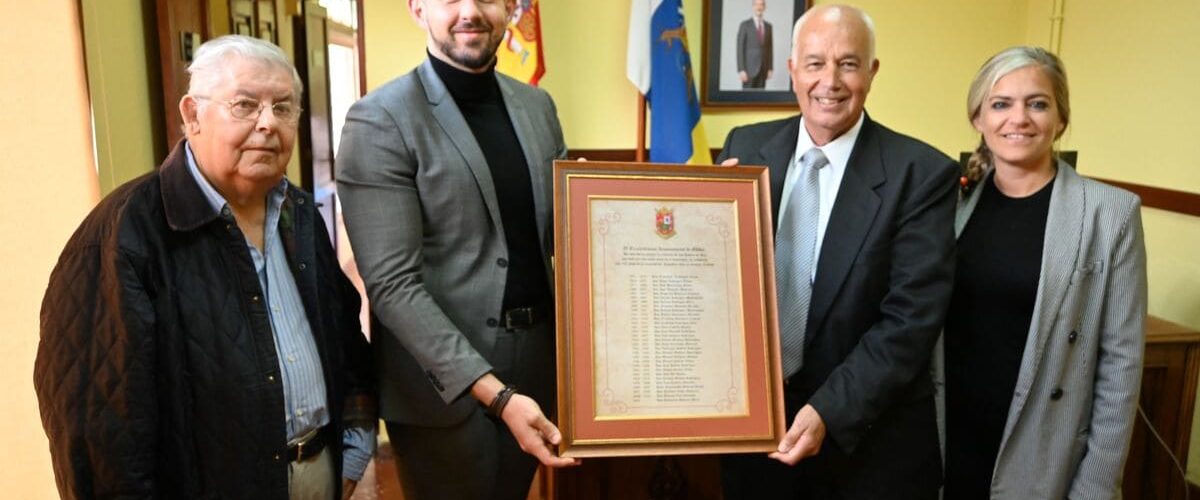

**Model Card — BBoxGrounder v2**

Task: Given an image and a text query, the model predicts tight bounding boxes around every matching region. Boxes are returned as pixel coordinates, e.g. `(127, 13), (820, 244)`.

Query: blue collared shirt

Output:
(185, 146), (374, 480)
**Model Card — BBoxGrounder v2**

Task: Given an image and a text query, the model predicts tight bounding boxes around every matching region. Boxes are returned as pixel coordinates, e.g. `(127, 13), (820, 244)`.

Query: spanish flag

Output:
(496, 0), (545, 85)
(627, 0), (711, 164)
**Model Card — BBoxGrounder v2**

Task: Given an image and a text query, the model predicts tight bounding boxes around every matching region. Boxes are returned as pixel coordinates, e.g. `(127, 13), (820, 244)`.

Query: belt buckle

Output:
(504, 307), (533, 330)
(292, 429), (317, 461)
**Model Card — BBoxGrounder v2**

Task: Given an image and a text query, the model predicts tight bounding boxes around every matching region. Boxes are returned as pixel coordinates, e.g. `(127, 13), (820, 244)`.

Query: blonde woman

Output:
(941, 46), (1146, 499)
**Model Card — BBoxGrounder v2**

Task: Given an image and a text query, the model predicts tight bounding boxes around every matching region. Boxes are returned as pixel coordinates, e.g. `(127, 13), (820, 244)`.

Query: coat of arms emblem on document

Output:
(655, 207), (676, 239)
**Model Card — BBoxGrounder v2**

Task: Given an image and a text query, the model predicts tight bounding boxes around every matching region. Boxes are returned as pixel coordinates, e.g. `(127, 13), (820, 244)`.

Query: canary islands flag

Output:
(627, 0), (711, 164)
(496, 0), (545, 85)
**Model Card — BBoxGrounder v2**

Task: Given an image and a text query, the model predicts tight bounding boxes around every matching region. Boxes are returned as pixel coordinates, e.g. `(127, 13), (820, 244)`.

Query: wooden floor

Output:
(350, 442), (724, 500)
(345, 442), (400, 500)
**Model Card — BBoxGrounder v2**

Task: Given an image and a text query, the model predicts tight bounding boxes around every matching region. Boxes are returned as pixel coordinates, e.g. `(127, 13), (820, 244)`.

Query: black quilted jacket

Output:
(34, 142), (376, 499)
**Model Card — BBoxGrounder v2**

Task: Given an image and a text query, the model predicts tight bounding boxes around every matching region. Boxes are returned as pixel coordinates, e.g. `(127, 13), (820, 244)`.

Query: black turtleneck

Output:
(944, 171), (1054, 499)
(429, 53), (551, 312)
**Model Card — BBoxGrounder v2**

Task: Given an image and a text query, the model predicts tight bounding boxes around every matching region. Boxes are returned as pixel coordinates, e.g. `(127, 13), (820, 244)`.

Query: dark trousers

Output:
(386, 415), (536, 500)
(721, 379), (942, 500)
(742, 70), (768, 89)
(385, 324), (555, 500)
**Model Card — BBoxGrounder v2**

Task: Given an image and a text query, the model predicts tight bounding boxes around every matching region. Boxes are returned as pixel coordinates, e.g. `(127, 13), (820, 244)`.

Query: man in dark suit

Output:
(718, 5), (957, 499)
(736, 0), (773, 88)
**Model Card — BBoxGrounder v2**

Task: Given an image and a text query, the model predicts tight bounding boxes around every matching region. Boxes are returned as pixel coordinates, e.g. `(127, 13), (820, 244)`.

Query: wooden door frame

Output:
(355, 0), (365, 96)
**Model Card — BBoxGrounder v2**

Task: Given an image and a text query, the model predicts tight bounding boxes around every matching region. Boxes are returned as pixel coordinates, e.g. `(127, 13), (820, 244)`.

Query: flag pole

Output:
(636, 93), (647, 162)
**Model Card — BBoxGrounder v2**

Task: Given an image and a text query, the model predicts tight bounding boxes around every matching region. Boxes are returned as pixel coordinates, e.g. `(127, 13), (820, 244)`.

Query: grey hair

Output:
(964, 46), (1070, 182)
(186, 35), (303, 98)
(966, 46), (1069, 128)
(792, 5), (877, 63)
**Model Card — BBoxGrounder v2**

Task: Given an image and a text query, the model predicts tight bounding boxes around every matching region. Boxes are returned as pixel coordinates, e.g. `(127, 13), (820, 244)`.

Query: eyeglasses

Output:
(194, 96), (303, 124)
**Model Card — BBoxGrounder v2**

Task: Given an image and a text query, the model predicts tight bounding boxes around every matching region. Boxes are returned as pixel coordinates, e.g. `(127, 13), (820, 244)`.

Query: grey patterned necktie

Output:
(776, 147), (827, 377)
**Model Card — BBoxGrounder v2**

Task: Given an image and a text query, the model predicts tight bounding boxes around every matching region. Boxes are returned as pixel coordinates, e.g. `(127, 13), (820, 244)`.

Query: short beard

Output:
(438, 24), (504, 70)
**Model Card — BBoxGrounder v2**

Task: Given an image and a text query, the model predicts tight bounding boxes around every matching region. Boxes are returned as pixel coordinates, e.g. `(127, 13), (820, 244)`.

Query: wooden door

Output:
(156, 0), (281, 148)
(257, 0), (278, 43)
(156, 0), (208, 148)
(229, 0), (277, 42)
(294, 2), (336, 242)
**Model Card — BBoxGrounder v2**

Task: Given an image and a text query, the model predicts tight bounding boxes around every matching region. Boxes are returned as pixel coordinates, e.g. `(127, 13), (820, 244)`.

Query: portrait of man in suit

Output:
(711, 0), (800, 99)
(736, 0), (773, 88)
(717, 4), (959, 499)
(335, 0), (579, 498)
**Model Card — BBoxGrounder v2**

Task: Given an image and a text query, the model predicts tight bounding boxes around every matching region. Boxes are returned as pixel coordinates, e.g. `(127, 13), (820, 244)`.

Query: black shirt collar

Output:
(428, 50), (501, 103)
(160, 140), (222, 231)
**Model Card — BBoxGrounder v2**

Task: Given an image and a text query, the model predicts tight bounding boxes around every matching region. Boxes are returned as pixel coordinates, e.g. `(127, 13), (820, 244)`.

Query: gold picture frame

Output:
(553, 160), (785, 457)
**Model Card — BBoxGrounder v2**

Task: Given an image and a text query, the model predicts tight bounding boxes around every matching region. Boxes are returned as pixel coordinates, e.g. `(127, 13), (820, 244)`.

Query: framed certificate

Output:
(553, 160), (785, 458)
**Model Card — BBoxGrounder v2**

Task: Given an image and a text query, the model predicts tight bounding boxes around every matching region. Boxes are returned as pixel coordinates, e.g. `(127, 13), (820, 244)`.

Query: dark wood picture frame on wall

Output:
(702, 0), (811, 109)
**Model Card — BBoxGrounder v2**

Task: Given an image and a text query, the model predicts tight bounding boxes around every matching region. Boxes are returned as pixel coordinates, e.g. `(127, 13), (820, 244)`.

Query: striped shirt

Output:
(185, 146), (374, 479)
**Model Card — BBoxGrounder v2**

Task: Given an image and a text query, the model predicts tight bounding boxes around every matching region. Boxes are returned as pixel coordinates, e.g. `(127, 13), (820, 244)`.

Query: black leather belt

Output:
(502, 305), (549, 330)
(286, 426), (328, 462)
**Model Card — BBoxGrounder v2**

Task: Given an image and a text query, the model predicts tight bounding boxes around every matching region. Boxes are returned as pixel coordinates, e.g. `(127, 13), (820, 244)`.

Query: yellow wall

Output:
(80, 0), (161, 193)
(1022, 0), (1200, 479)
(540, 0), (648, 148)
(362, 0), (1198, 325)
(81, 0), (305, 193)
(0, 0), (101, 497)
(362, 0), (427, 91)
(1035, 0), (1200, 327)
(363, 0), (1026, 153)
(360, 0), (717, 147)
(840, 0), (1026, 155)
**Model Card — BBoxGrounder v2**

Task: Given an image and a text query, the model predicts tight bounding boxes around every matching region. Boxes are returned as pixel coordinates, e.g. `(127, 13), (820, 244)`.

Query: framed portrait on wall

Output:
(702, 0), (811, 108)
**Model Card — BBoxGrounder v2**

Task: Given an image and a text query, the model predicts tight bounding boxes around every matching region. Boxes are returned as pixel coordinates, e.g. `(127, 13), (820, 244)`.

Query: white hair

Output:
(186, 35), (303, 97)
(792, 5), (877, 63)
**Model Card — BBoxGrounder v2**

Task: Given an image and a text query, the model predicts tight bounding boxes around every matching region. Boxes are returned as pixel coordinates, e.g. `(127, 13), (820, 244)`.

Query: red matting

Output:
(563, 174), (775, 446)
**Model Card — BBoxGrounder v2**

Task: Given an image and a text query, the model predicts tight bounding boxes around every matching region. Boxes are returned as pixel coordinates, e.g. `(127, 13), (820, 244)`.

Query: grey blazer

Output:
(335, 60), (566, 426)
(934, 161), (1147, 499)
(736, 18), (773, 77)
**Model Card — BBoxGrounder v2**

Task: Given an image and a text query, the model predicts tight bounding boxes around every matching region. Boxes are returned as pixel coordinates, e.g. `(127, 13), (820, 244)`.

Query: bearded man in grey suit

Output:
(335, 0), (578, 498)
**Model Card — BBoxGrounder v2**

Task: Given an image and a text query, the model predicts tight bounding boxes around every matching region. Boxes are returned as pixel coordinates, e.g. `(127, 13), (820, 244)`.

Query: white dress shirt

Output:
(778, 112), (865, 280)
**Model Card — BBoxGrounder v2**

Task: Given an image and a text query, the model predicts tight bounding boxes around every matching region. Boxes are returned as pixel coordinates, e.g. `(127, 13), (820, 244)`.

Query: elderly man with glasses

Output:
(34, 35), (376, 500)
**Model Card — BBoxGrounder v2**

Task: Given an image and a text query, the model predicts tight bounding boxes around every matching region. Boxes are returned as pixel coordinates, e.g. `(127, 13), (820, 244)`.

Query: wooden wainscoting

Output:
(1124, 317), (1200, 500)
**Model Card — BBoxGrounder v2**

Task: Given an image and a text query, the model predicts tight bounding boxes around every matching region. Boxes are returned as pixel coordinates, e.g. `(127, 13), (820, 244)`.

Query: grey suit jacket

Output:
(736, 18), (772, 76)
(935, 161), (1146, 499)
(335, 60), (566, 426)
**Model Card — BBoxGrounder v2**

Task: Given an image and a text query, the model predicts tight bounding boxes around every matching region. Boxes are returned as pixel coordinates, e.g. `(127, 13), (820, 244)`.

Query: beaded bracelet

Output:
(487, 384), (518, 418)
